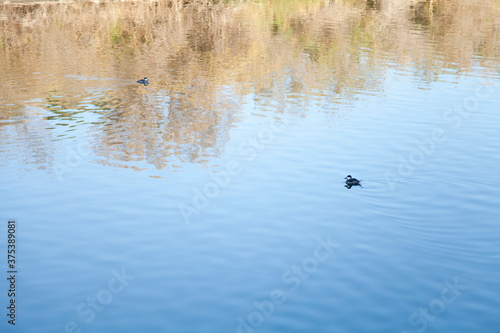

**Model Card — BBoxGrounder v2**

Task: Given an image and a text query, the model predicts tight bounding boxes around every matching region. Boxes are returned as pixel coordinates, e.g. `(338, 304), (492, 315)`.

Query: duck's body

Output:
(345, 175), (361, 186)
(137, 77), (149, 86)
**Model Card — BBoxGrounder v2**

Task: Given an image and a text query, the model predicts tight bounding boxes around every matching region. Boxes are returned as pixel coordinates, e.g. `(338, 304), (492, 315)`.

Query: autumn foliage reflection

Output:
(0, 0), (498, 171)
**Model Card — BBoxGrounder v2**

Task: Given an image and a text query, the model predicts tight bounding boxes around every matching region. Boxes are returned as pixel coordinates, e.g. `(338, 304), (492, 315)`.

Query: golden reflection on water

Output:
(1, 0), (499, 171)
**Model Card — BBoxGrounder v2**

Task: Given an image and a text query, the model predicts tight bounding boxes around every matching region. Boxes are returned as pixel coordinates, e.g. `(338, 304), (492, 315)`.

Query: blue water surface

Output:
(1, 3), (500, 333)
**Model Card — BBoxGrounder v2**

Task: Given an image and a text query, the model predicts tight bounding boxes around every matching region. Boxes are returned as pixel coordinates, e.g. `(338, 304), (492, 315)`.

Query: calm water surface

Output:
(1, 0), (500, 332)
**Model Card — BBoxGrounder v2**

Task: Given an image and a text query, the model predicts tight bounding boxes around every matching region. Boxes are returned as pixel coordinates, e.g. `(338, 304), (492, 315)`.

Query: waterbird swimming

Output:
(345, 175), (361, 186)
(137, 78), (149, 86)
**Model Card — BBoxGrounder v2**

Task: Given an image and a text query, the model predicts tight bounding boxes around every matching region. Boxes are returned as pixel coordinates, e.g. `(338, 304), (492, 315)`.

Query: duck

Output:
(137, 77), (149, 86)
(344, 175), (361, 186)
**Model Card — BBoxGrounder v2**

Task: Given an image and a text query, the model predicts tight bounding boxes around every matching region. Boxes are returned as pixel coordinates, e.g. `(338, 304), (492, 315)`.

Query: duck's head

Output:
(345, 175), (352, 180)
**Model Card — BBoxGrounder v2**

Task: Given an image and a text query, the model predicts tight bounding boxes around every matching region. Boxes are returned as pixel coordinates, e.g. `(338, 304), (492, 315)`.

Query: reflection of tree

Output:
(89, 83), (235, 170)
(0, 106), (55, 172)
(1, 0), (499, 172)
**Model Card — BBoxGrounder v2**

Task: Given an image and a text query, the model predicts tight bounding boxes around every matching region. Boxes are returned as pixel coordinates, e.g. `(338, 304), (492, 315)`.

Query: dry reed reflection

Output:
(1, 0), (499, 172)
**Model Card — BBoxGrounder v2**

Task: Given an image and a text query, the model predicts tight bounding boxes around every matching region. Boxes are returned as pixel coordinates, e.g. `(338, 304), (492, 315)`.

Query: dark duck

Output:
(137, 77), (149, 86)
(344, 175), (362, 188)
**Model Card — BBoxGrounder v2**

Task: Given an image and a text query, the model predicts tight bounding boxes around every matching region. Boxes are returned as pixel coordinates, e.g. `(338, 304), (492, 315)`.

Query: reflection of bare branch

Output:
(89, 83), (236, 169)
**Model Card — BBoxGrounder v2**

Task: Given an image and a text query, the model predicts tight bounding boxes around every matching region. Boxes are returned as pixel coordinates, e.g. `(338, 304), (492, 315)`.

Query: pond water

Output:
(1, 0), (500, 332)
